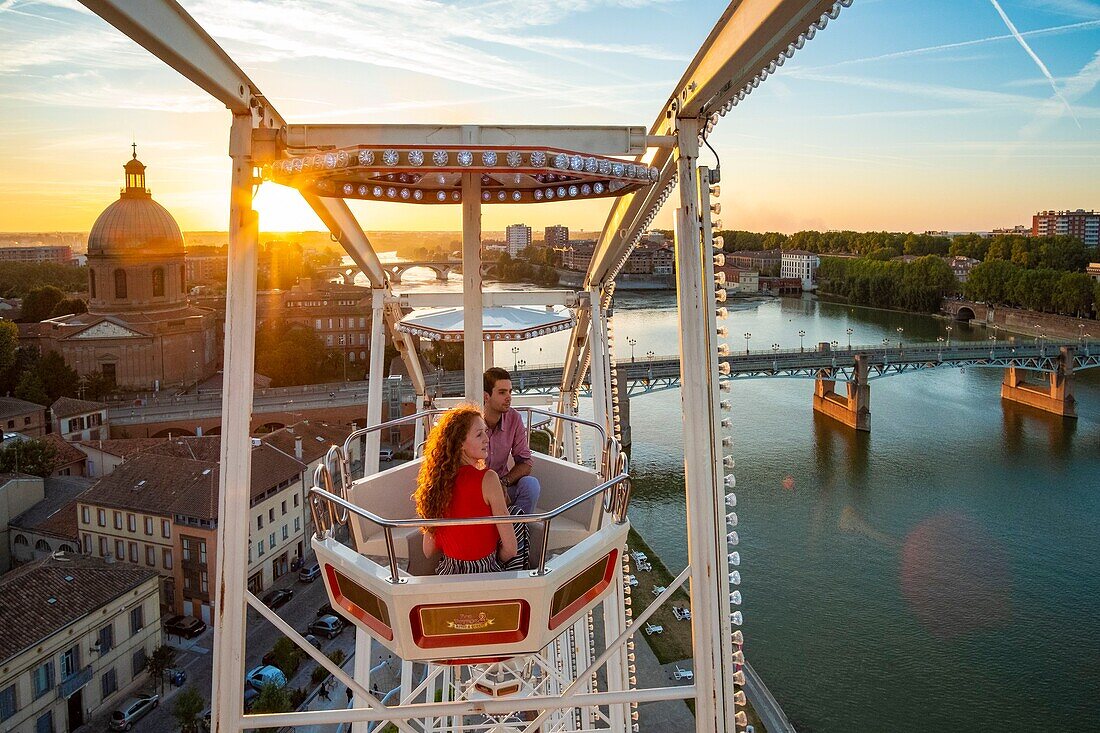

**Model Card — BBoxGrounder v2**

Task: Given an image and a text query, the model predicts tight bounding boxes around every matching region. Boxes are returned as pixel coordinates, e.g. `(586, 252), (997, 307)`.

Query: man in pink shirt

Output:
(483, 367), (541, 515)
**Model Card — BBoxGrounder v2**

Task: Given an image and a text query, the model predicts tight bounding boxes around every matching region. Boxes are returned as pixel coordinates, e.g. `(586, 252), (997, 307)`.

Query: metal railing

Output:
(309, 469), (631, 582)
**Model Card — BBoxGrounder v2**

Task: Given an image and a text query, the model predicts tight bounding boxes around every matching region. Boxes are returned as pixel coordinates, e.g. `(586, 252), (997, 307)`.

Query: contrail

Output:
(989, 0), (1082, 126)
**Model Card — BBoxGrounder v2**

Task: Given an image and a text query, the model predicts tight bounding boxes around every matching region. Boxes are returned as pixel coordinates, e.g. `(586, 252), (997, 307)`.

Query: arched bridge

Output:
(319, 261), (508, 285)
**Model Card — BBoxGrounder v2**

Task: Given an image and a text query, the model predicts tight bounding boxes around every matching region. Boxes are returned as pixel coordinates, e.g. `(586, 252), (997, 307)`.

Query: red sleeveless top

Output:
(434, 465), (499, 561)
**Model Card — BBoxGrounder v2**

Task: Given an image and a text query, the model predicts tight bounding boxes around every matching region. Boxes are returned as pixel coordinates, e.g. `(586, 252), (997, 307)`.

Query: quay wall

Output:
(942, 299), (1098, 340)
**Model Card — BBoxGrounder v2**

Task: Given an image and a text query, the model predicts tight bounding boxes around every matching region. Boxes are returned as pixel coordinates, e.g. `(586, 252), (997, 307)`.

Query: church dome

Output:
(88, 147), (184, 256)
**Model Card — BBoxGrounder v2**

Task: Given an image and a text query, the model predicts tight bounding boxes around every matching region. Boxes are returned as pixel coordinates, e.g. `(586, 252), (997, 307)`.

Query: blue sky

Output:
(0, 0), (1097, 234)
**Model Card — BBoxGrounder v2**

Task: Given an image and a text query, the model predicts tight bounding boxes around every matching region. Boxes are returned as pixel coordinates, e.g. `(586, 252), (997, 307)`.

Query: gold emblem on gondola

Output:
(446, 612), (495, 631)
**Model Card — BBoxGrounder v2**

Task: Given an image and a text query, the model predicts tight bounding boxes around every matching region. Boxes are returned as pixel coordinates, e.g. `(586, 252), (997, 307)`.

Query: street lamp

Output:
(846, 327), (853, 351)
(1078, 323), (1085, 346)
(882, 338), (890, 358)
(896, 327), (904, 351)
(937, 336), (945, 360)
(646, 350), (655, 383)
(798, 330), (806, 353)
(989, 334), (997, 358)
(743, 332), (751, 355)
(512, 345), (520, 372)
(945, 325), (952, 348)
(517, 359), (527, 390)
(627, 337), (637, 363)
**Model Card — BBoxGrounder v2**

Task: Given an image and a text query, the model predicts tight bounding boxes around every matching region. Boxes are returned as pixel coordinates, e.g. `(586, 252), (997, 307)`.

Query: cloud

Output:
(988, 0), (1080, 126)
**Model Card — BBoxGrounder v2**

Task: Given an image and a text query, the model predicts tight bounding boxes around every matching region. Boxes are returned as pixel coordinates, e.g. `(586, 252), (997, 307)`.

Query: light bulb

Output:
(728, 551), (740, 566)
(727, 531), (739, 545)
(732, 630), (744, 645)
(725, 493), (736, 507)
(731, 611), (743, 626)
(723, 456), (735, 469)
(729, 570), (741, 584)
(726, 512), (738, 527)
(732, 670), (746, 685)
(724, 474), (736, 488)
(730, 590), (742, 604)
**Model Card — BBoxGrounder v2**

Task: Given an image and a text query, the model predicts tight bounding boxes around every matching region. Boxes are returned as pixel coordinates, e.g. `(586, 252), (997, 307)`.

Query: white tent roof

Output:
(396, 305), (575, 342)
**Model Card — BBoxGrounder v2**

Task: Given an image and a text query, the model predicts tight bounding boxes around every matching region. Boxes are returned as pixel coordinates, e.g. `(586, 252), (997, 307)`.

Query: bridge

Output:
(318, 260), (508, 285)
(111, 339), (1098, 438)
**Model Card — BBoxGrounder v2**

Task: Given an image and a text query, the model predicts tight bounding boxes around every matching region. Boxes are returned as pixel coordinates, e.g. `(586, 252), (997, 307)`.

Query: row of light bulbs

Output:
(702, 0), (854, 138)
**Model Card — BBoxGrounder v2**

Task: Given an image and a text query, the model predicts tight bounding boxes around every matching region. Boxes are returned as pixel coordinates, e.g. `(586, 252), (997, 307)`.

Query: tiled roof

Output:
(0, 553), (158, 664)
(10, 476), (91, 541)
(261, 421), (352, 465)
(81, 438), (304, 521)
(76, 438), (166, 458)
(41, 433), (87, 467)
(0, 396), (45, 420)
(50, 396), (108, 419)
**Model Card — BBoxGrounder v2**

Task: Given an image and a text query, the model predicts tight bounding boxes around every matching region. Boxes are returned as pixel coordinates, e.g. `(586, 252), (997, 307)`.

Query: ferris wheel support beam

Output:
(583, 0), (836, 289)
(77, 0), (283, 128)
(209, 113), (260, 733)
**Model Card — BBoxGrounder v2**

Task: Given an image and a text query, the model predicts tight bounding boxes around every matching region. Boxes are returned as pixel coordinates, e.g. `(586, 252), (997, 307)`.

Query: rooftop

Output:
(76, 437), (167, 459)
(260, 420), (353, 465)
(0, 552), (158, 664)
(42, 433), (88, 468)
(9, 476), (93, 541)
(50, 396), (108, 419)
(0, 396), (45, 420)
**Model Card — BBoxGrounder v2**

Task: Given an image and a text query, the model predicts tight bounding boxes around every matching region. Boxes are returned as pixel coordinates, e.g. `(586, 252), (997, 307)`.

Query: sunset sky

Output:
(0, 0), (1097, 235)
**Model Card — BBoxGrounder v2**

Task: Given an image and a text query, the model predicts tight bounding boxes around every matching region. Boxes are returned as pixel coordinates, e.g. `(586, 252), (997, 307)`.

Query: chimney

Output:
(294, 436), (303, 461)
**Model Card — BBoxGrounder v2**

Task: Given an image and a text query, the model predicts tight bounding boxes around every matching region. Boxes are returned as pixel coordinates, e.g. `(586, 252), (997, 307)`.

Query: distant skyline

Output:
(0, 0), (1097, 235)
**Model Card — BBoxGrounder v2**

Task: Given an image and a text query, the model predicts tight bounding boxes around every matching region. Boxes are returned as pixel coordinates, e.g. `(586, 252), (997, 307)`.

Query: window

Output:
(200, 571), (208, 593)
(180, 265), (185, 292)
(98, 623), (114, 653)
(113, 268), (127, 299)
(282, 525), (288, 541)
(257, 539), (264, 557)
(32, 661), (54, 699)
(81, 506), (90, 524)
(60, 646), (80, 679)
(182, 540), (190, 562)
(35, 540), (50, 553)
(281, 500), (287, 516)
(359, 317), (366, 328)
(144, 517), (153, 535)
(293, 493), (299, 508)
(114, 511), (122, 530)
(59, 544), (72, 553)
(163, 549), (173, 569)
(132, 649), (147, 677)
(294, 517), (300, 532)
(0, 684), (14, 722)
(35, 710), (53, 733)
(89, 269), (97, 299)
(257, 515), (263, 530)
(98, 509), (106, 527)
(146, 545), (155, 566)
(127, 514), (136, 532)
(13, 534), (26, 546)
(269, 532), (276, 548)
(152, 267), (165, 297)
(199, 541), (207, 565)
(130, 606), (144, 634)
(99, 537), (108, 556)
(115, 540), (124, 560)
(269, 508), (275, 523)
(162, 519), (171, 538)
(101, 667), (117, 698)
(83, 535), (92, 553)
(314, 319), (322, 330)
(129, 542), (138, 563)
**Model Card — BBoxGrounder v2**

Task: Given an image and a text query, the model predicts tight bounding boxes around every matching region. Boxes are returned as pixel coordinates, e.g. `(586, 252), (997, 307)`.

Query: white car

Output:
(245, 665), (287, 690)
(379, 448), (395, 461)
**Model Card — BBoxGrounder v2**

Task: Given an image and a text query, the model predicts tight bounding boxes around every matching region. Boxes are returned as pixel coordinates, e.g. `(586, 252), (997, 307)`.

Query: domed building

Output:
(24, 149), (219, 391)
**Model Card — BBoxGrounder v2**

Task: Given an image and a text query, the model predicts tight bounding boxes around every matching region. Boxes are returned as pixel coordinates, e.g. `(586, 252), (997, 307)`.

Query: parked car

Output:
(109, 693), (159, 730)
(316, 602), (336, 617)
(308, 615), (346, 639)
(166, 666), (187, 686)
(304, 633), (323, 649)
(379, 448), (395, 461)
(298, 563), (322, 583)
(245, 665), (287, 690)
(261, 588), (294, 610)
(163, 615), (207, 639)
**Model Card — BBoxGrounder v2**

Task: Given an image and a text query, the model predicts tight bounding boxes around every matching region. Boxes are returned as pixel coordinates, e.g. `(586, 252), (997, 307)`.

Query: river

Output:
(373, 263), (1100, 730)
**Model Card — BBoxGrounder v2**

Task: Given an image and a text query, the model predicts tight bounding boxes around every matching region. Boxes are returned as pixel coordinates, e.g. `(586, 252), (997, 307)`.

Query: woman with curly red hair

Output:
(414, 404), (528, 574)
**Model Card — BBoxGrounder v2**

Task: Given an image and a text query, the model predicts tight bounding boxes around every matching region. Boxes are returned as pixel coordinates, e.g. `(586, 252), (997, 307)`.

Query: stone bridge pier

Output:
(1001, 346), (1076, 417)
(813, 354), (870, 432)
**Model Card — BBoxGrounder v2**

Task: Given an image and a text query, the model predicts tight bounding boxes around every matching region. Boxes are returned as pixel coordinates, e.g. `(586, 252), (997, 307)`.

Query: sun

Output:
(252, 182), (325, 232)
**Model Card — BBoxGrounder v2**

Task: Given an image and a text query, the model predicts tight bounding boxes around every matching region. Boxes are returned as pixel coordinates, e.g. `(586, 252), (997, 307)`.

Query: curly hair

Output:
(413, 404), (484, 532)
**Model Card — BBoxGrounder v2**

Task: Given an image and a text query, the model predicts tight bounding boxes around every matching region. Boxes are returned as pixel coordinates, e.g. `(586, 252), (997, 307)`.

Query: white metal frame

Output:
(73, 1), (855, 731)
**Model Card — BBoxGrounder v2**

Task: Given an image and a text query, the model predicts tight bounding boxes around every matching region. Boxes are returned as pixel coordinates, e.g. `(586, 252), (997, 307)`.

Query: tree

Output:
(50, 298), (87, 318)
(145, 645), (178, 695)
(0, 262), (86, 299)
(172, 686), (205, 733)
(81, 370), (116, 400)
(14, 371), (48, 405)
(36, 351), (80, 403)
(0, 438), (58, 476)
(19, 286), (65, 323)
(269, 636), (304, 676)
(0, 321), (18, 382)
(250, 683), (293, 733)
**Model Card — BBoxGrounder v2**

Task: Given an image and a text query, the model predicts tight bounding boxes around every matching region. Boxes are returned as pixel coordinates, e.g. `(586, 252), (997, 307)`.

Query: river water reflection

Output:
(386, 263), (1100, 730)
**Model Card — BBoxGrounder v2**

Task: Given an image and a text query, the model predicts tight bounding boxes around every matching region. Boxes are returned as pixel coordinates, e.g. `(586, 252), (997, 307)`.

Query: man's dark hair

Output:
(484, 367), (512, 395)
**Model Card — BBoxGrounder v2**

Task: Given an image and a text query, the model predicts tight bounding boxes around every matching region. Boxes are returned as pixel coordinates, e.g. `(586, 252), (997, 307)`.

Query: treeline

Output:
(0, 321), (113, 404)
(714, 229), (1095, 268)
(964, 260), (1098, 317)
(0, 262), (87, 299)
(491, 250), (560, 287)
(816, 256), (957, 313)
